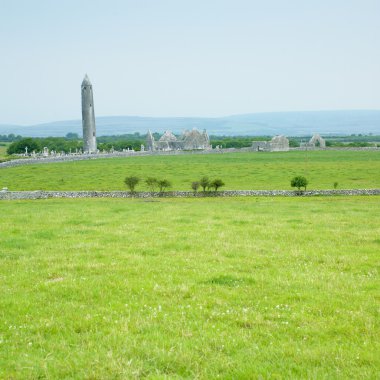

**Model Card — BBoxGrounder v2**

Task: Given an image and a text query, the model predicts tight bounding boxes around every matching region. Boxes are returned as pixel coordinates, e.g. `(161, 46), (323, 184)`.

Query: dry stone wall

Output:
(0, 148), (253, 169)
(1, 189), (379, 200)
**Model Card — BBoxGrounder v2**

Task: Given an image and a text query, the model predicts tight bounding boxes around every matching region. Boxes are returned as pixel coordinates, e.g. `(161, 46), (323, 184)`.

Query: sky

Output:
(0, 0), (379, 125)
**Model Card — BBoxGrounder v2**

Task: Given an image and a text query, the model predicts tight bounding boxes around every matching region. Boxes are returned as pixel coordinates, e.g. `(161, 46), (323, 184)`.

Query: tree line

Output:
(0, 134), (23, 142)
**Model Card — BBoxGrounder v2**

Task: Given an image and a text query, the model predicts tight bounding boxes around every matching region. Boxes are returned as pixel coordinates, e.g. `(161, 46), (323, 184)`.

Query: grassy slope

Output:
(0, 197), (379, 378)
(1, 150), (380, 191)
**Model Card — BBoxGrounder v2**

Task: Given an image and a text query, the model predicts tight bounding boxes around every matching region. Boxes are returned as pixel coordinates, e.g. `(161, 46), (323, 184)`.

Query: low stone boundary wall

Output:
(0, 148), (253, 169)
(1, 189), (379, 200)
(294, 147), (379, 151)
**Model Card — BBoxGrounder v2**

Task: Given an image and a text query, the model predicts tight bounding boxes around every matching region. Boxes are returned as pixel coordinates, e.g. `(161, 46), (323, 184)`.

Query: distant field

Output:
(0, 196), (379, 378)
(1, 150), (380, 191)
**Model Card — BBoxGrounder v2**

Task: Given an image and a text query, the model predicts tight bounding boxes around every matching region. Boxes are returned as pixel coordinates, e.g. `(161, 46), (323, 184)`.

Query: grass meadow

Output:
(1, 150), (379, 191)
(0, 196), (379, 378)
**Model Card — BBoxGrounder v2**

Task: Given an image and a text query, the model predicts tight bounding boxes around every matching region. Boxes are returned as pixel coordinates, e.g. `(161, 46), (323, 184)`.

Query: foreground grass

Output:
(1, 150), (379, 191)
(0, 196), (379, 378)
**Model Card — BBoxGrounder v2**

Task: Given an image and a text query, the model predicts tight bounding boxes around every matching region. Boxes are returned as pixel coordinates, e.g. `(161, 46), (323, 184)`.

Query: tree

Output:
(210, 179), (225, 191)
(157, 179), (171, 193)
(191, 181), (200, 193)
(146, 177), (158, 192)
(289, 139), (300, 148)
(333, 182), (338, 189)
(124, 176), (140, 193)
(199, 176), (209, 192)
(7, 138), (41, 155)
(291, 176), (308, 192)
(65, 132), (79, 140)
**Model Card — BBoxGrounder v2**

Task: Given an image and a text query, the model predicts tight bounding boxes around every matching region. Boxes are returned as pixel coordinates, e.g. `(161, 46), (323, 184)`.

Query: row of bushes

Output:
(125, 177), (337, 193)
(124, 176), (225, 193)
(290, 176), (339, 191)
(124, 176), (314, 194)
(191, 177), (225, 192)
(326, 141), (379, 147)
(124, 177), (172, 193)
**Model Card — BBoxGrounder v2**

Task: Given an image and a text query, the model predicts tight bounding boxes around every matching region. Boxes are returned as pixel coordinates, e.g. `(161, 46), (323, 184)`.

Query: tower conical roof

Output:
(82, 74), (92, 86)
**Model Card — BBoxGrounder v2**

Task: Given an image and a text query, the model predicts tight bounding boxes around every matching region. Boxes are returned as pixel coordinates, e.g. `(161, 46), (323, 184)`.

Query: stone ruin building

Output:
(251, 135), (289, 152)
(300, 134), (326, 149)
(146, 128), (211, 151)
(78, 75), (297, 155)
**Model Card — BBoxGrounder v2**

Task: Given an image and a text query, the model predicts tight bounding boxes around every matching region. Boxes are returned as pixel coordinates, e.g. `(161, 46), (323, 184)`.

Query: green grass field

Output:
(0, 143), (9, 160)
(1, 150), (379, 191)
(0, 196), (379, 378)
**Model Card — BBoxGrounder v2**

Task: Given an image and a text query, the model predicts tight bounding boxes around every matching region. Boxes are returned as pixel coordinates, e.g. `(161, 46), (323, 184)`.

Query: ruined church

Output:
(146, 129), (211, 151)
(251, 135), (290, 152)
(300, 134), (326, 149)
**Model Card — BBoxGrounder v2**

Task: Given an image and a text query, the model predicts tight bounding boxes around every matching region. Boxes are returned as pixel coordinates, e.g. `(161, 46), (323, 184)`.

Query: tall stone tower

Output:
(81, 74), (97, 153)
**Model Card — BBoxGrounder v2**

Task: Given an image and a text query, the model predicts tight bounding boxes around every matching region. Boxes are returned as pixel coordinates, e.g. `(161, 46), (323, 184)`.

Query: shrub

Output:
(191, 181), (200, 193)
(210, 179), (225, 191)
(7, 138), (41, 155)
(291, 176), (308, 191)
(289, 139), (300, 148)
(199, 176), (209, 192)
(124, 176), (140, 193)
(333, 182), (338, 189)
(158, 179), (171, 193)
(146, 177), (158, 192)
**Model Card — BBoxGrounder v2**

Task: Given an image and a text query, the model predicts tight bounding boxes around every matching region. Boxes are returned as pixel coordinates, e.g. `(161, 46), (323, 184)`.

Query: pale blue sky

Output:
(0, 0), (379, 124)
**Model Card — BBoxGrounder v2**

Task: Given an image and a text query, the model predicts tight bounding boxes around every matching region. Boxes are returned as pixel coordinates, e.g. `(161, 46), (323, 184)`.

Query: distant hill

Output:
(0, 110), (379, 137)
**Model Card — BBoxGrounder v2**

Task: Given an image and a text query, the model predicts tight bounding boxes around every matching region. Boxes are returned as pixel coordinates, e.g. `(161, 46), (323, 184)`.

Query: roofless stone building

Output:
(146, 128), (211, 151)
(251, 135), (289, 152)
(81, 75), (97, 153)
(300, 134), (326, 149)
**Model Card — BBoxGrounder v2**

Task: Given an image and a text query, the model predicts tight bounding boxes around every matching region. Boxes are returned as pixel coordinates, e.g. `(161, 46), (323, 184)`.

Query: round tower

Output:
(81, 74), (97, 153)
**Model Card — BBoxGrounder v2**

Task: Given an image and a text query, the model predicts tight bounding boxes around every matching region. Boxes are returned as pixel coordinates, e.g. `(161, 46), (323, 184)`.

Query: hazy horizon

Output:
(0, 108), (379, 128)
(1, 110), (379, 137)
(0, 108), (378, 127)
(1, 0), (379, 125)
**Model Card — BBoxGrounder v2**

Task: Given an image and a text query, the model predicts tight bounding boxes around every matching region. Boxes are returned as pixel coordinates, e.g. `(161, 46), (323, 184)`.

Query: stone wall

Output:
(1, 189), (379, 200)
(0, 148), (254, 169)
